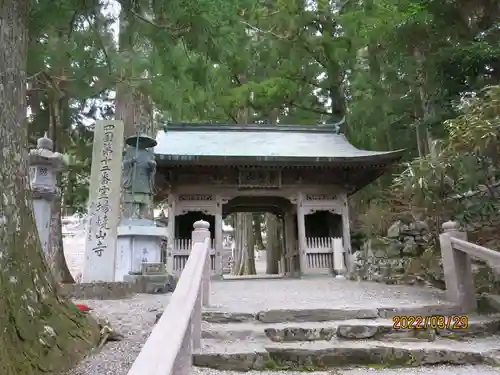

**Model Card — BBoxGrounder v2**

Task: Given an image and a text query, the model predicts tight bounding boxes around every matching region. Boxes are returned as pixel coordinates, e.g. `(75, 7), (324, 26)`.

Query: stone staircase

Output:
(193, 304), (500, 371)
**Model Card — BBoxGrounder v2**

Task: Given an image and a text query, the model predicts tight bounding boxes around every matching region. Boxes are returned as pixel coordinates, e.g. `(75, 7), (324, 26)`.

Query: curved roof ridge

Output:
(163, 122), (342, 134)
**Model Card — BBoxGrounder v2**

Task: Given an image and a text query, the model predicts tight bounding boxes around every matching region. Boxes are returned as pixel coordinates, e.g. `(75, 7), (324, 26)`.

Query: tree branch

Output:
(288, 101), (331, 115)
(83, 7), (113, 77)
(124, 6), (189, 34)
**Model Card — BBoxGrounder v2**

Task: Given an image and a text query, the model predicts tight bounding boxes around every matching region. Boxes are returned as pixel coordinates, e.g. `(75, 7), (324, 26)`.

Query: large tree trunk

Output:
(48, 96), (74, 284)
(115, 10), (156, 220)
(265, 213), (281, 274)
(49, 192), (75, 283)
(253, 213), (264, 250)
(413, 47), (432, 156)
(232, 213), (256, 275)
(0, 1), (100, 374)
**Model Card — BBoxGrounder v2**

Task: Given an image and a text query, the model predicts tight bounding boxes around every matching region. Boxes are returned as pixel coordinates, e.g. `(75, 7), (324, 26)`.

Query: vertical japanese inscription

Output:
(83, 120), (124, 282)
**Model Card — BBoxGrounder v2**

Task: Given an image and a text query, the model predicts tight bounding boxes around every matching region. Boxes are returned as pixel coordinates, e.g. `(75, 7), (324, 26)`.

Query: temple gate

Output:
(153, 123), (402, 278)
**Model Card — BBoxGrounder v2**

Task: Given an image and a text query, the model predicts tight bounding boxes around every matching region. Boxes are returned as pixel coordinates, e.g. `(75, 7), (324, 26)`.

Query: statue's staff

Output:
(130, 128), (141, 218)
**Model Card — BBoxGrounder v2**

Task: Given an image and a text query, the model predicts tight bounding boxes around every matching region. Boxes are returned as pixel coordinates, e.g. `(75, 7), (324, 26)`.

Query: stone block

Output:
(58, 281), (136, 300)
(256, 308), (378, 323)
(123, 273), (176, 294)
(202, 311), (256, 323)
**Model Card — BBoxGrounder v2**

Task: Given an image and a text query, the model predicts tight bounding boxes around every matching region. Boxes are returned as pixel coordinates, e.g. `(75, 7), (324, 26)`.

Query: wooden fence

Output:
(304, 236), (343, 275)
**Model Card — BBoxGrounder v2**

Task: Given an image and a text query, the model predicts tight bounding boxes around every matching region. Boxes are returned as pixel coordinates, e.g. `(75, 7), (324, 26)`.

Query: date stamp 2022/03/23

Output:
(392, 315), (469, 330)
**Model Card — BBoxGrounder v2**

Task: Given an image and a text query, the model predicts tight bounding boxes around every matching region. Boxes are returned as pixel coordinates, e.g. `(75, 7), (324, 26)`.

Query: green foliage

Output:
(25, 0), (500, 226)
(393, 85), (500, 229)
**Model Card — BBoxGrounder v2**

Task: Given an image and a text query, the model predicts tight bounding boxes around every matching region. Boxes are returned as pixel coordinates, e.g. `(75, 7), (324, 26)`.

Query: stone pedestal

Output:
(123, 262), (177, 294)
(114, 219), (168, 282)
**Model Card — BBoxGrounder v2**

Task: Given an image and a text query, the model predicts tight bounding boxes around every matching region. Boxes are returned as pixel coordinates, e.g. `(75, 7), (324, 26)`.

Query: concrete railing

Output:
(127, 220), (211, 375)
(439, 220), (500, 312)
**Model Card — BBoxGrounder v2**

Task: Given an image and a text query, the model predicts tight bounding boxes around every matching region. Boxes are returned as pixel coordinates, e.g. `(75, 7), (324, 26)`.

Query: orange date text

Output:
(392, 315), (468, 330)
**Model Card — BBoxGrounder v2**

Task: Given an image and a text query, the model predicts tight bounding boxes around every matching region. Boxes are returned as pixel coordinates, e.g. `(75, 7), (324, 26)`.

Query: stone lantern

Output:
(28, 133), (65, 257)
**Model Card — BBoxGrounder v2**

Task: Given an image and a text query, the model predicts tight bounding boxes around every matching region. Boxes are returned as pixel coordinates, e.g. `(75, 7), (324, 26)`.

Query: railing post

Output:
(439, 221), (476, 312)
(192, 220), (210, 306)
(333, 237), (346, 279)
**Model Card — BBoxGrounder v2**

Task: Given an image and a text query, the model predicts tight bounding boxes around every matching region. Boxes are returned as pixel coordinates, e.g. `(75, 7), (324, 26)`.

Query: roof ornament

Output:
(327, 116), (345, 134)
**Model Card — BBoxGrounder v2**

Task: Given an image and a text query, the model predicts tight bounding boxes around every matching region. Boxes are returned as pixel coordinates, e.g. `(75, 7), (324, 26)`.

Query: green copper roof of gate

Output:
(154, 123), (404, 164)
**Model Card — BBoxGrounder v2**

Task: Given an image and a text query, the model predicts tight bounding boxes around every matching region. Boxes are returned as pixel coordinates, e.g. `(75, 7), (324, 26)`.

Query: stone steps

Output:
(202, 314), (500, 342)
(193, 336), (500, 371)
(195, 304), (500, 371)
(202, 303), (464, 324)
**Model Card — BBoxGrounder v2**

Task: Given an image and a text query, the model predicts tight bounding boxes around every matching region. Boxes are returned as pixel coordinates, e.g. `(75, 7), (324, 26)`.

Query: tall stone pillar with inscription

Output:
(115, 133), (171, 292)
(28, 133), (65, 258)
(83, 120), (125, 282)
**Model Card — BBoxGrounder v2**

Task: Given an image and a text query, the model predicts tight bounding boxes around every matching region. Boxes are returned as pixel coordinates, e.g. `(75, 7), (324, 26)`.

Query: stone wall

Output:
(58, 281), (137, 300)
(348, 220), (442, 287)
(349, 219), (500, 294)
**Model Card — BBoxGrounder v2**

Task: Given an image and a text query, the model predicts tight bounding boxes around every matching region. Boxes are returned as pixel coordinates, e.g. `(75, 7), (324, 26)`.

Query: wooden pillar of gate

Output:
(341, 193), (353, 273)
(283, 210), (296, 276)
(296, 193), (308, 276)
(214, 203), (223, 278)
(166, 193), (177, 274)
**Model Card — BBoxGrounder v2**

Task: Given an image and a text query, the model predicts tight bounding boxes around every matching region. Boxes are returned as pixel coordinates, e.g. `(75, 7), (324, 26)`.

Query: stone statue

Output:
(122, 134), (157, 218)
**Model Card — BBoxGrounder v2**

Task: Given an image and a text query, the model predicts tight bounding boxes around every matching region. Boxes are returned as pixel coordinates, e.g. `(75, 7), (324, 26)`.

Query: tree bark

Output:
(253, 213), (264, 250)
(265, 213), (281, 274)
(48, 96), (74, 284)
(0, 1), (100, 374)
(414, 47), (432, 156)
(48, 192), (75, 283)
(232, 213), (256, 275)
(115, 9), (156, 220)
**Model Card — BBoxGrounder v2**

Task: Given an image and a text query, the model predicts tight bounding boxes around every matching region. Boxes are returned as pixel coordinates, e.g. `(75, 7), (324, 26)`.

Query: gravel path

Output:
(209, 277), (449, 312)
(65, 294), (170, 375)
